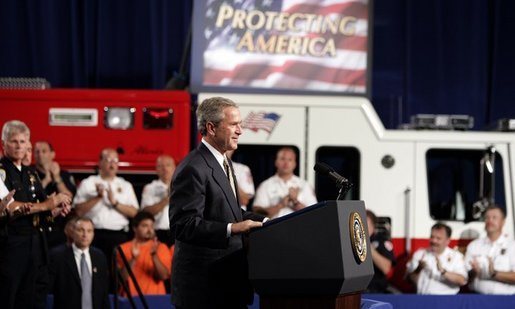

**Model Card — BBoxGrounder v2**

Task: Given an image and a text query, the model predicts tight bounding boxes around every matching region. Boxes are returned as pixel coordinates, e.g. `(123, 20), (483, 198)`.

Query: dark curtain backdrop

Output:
(1, 0), (514, 129)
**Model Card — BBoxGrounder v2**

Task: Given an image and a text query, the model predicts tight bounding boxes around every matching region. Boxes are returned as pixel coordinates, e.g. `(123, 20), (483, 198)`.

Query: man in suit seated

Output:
(49, 217), (110, 309)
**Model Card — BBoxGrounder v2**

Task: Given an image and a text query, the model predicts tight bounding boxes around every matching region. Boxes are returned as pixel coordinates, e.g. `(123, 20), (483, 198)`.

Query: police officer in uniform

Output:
(0, 120), (71, 309)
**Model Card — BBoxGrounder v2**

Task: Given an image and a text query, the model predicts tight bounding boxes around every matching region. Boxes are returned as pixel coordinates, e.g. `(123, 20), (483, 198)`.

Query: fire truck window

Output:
(426, 149), (505, 222)
(315, 146), (360, 201)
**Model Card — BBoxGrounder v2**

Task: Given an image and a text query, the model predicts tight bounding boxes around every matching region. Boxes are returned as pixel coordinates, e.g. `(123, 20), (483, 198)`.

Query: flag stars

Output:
(205, 28), (213, 39)
(229, 33), (240, 45)
(262, 0), (273, 7)
(206, 8), (215, 19)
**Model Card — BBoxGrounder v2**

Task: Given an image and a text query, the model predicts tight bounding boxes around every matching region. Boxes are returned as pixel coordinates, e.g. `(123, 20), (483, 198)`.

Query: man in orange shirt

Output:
(117, 211), (172, 296)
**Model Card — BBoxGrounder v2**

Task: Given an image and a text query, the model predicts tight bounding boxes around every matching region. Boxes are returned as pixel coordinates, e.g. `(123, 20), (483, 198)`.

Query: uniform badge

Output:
(29, 173), (36, 185)
(349, 211), (367, 264)
(0, 169), (5, 182)
(117, 186), (122, 193)
(501, 249), (506, 255)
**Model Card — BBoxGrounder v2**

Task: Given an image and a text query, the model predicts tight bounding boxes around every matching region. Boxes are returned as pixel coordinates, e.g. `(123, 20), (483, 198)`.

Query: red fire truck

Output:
(0, 88), (191, 196)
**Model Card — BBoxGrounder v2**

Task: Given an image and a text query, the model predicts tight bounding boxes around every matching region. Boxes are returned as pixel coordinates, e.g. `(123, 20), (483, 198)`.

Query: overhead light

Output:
(104, 107), (135, 130)
(408, 114), (474, 130)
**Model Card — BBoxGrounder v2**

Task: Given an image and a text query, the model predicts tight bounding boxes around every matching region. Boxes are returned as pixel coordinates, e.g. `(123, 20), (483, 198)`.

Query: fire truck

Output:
(0, 88), (192, 196)
(2, 89), (514, 290)
(199, 92), (515, 290)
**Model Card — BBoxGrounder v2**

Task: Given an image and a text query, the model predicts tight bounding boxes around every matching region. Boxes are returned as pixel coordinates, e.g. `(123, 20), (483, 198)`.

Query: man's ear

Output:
(206, 122), (216, 136)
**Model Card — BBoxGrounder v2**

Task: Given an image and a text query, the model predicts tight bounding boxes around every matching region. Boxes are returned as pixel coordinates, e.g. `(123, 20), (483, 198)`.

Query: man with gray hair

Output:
(0, 120), (71, 309)
(169, 97), (266, 308)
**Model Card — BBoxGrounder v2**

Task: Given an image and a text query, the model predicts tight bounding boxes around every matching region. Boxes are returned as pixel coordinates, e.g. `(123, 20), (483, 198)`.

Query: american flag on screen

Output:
(202, 0), (368, 93)
(242, 111), (281, 134)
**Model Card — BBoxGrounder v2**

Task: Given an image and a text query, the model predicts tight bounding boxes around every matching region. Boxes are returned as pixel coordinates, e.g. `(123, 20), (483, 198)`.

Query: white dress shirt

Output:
(253, 174), (318, 219)
(73, 175), (139, 230)
(406, 247), (468, 294)
(72, 243), (92, 279)
(141, 179), (170, 230)
(465, 233), (515, 294)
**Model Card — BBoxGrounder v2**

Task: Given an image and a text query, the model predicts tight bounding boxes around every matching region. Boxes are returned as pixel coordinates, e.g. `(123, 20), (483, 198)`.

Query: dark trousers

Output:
(0, 233), (49, 309)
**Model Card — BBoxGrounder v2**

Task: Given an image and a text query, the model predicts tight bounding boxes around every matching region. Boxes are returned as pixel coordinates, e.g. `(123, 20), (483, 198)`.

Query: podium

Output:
(248, 200), (373, 309)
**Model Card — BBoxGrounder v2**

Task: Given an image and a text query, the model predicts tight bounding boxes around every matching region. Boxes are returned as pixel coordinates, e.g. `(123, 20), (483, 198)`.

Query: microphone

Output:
(314, 162), (350, 187)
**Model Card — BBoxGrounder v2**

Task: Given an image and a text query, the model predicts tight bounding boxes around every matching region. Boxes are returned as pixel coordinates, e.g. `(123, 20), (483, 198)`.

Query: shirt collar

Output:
(202, 138), (226, 169)
(72, 242), (90, 257)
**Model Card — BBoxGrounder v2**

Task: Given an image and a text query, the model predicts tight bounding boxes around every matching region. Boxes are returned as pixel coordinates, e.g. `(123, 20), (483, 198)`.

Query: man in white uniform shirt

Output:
(141, 154), (175, 246)
(73, 148), (139, 264)
(407, 222), (467, 294)
(465, 205), (515, 294)
(253, 147), (317, 219)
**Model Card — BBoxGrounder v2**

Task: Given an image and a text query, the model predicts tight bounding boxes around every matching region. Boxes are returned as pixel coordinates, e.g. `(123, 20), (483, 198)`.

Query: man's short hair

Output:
(76, 216), (94, 228)
(276, 146), (297, 160)
(132, 211), (155, 228)
(35, 140), (54, 152)
(196, 97), (237, 136)
(431, 222), (452, 238)
(485, 205), (506, 218)
(2, 120), (30, 142)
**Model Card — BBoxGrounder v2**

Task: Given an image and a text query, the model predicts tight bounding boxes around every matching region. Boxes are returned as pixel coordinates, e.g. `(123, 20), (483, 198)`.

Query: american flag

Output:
(202, 0), (368, 93)
(242, 111), (281, 133)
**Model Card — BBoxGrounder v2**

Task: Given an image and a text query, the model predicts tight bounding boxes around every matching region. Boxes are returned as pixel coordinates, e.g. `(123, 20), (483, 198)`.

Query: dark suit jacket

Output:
(49, 244), (110, 309)
(169, 143), (265, 308)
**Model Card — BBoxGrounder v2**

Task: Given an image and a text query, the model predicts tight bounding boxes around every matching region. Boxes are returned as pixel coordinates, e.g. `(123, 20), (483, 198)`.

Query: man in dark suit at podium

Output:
(169, 97), (266, 309)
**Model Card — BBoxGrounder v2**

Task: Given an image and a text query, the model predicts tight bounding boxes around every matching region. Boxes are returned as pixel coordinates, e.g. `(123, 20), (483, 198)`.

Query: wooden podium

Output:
(248, 200), (373, 309)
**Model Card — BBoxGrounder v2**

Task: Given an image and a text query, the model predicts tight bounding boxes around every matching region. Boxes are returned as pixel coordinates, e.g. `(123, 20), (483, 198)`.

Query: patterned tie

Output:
(81, 253), (93, 309)
(223, 156), (237, 197)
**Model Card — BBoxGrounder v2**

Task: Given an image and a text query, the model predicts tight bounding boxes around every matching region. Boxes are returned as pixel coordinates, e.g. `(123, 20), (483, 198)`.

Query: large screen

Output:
(191, 0), (370, 95)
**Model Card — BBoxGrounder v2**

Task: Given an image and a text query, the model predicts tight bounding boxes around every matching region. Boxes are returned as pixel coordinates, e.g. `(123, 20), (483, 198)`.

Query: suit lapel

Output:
(65, 247), (82, 287)
(198, 144), (242, 221)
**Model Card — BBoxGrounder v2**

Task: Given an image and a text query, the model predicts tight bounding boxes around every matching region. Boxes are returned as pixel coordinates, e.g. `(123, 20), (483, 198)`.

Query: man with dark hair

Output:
(407, 222), (467, 294)
(465, 205), (515, 294)
(365, 210), (396, 293)
(34, 140), (76, 198)
(169, 96), (266, 308)
(117, 211), (172, 296)
(49, 217), (110, 309)
(34, 140), (77, 249)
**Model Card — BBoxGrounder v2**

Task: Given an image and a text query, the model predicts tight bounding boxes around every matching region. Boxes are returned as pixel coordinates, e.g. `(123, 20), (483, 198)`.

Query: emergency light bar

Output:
(494, 119), (515, 132)
(408, 114), (474, 130)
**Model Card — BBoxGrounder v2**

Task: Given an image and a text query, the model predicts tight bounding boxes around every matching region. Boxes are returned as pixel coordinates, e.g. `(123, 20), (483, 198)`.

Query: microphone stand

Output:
(336, 182), (353, 200)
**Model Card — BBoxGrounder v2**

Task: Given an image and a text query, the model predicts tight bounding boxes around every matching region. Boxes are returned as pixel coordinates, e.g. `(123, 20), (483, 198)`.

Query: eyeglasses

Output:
(103, 158), (119, 164)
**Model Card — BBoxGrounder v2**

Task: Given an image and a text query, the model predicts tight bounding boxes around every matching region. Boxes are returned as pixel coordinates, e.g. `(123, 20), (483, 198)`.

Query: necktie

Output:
(223, 156), (237, 197)
(81, 253), (93, 309)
